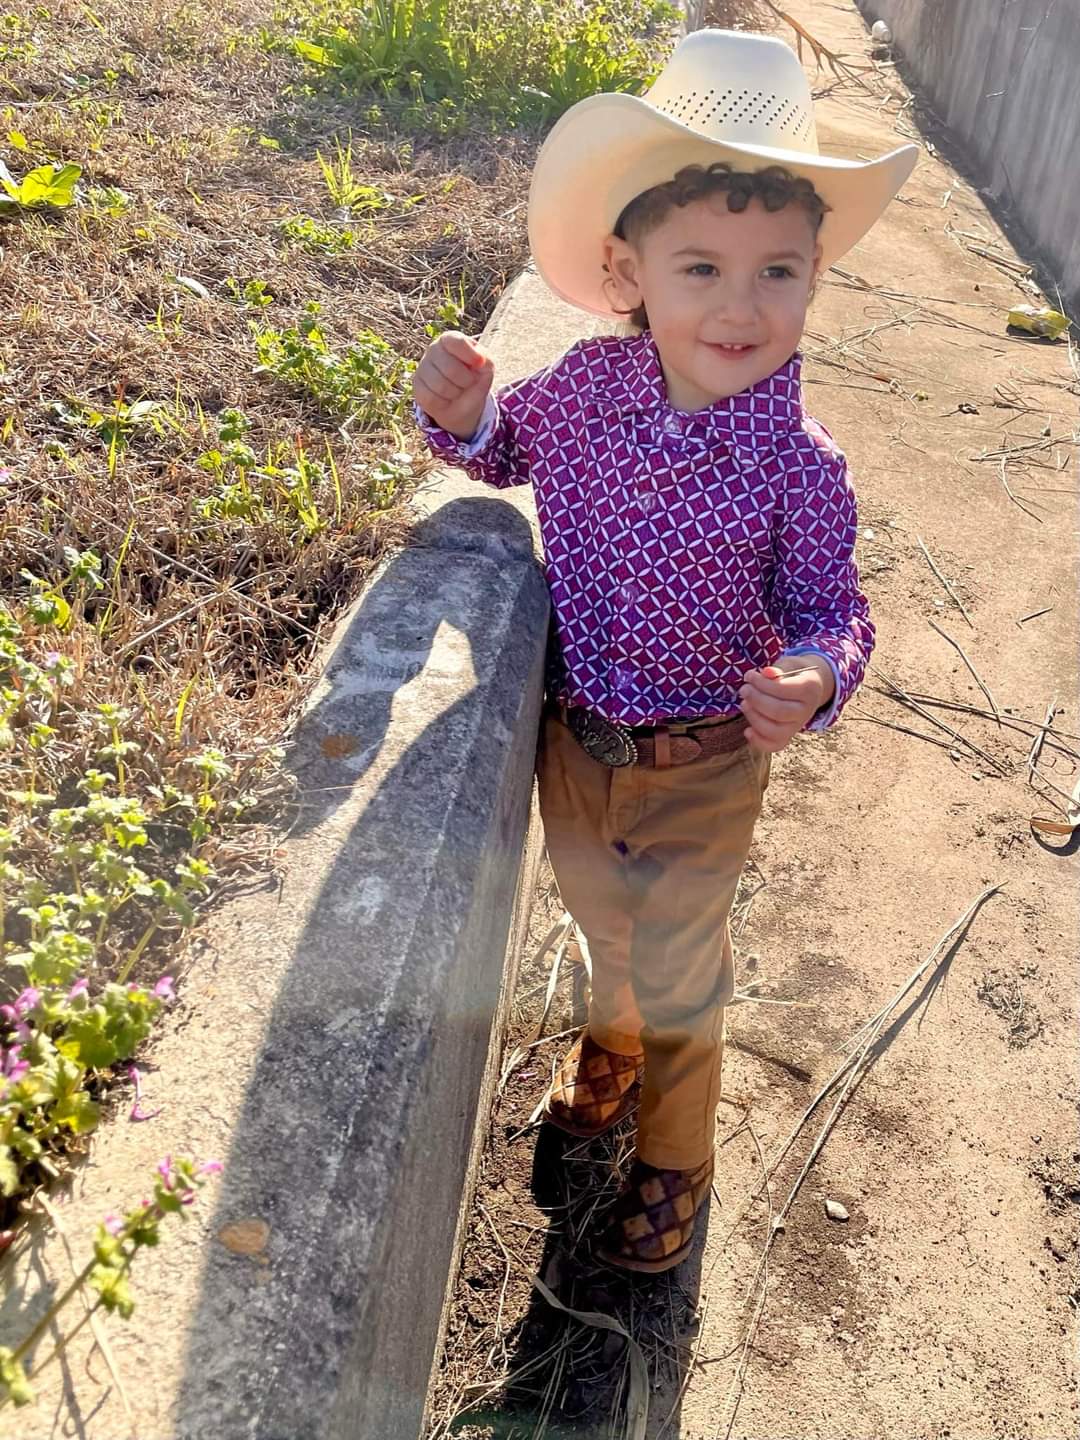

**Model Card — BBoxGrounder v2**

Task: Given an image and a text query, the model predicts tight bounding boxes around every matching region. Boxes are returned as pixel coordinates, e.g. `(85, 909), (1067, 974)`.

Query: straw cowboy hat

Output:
(528, 28), (918, 318)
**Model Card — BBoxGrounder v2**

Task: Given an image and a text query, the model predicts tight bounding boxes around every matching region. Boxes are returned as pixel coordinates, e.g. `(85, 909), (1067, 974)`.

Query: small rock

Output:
(958, 401), (979, 415)
(871, 19), (892, 43)
(838, 1329), (857, 1344)
(862, 527), (876, 540)
(825, 1199), (850, 1222)
(218, 1218), (271, 1256)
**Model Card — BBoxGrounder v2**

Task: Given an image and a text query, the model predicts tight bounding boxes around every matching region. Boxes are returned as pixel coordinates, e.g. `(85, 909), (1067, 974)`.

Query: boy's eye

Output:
(763, 264), (795, 280)
(685, 262), (717, 278)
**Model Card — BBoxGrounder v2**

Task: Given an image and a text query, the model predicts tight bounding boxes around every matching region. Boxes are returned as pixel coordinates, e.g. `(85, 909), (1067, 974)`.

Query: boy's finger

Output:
(414, 369), (464, 404)
(744, 714), (796, 750)
(428, 347), (486, 390)
(439, 331), (488, 370)
(739, 687), (804, 724)
(743, 666), (804, 697)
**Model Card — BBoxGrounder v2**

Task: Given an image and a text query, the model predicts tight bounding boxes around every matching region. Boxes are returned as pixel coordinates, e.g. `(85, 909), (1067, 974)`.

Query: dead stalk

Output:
(915, 535), (975, 627)
(926, 618), (1001, 722)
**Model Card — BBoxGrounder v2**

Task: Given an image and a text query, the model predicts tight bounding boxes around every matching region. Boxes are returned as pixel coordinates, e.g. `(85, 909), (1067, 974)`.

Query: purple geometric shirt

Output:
(420, 333), (874, 730)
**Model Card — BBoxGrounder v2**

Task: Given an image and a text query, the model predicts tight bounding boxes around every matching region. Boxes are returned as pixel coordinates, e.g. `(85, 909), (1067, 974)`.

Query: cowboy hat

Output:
(528, 29), (918, 318)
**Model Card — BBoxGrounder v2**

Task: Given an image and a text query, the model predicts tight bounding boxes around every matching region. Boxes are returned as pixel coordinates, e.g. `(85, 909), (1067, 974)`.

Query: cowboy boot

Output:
(596, 1155), (714, 1274)
(544, 1032), (644, 1139)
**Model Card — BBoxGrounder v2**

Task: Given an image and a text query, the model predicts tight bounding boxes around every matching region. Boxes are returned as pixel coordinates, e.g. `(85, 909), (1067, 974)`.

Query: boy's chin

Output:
(660, 343), (791, 410)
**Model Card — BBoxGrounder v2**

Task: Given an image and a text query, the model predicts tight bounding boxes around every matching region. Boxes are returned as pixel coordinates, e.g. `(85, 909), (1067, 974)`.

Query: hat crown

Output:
(646, 29), (818, 156)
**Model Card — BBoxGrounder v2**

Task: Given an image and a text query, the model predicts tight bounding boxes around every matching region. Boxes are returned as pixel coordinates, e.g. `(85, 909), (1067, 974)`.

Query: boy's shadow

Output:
(460, 965), (707, 1440)
(511, 1122), (707, 1438)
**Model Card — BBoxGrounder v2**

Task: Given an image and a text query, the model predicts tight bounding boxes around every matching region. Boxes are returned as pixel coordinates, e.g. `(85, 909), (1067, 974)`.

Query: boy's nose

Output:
(713, 287), (757, 326)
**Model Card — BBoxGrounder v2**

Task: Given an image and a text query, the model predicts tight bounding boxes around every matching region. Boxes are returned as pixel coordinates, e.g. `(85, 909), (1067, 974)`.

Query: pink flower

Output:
(152, 975), (175, 1002)
(103, 1212), (124, 1236)
(68, 977), (89, 1000)
(156, 1156), (174, 1189)
(198, 1160), (224, 1176)
(0, 1045), (28, 1083)
(128, 1064), (161, 1123)
(1, 986), (41, 1037)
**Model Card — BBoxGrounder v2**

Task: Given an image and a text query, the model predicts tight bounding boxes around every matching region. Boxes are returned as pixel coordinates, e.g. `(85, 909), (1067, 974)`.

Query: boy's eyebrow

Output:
(669, 246), (810, 264)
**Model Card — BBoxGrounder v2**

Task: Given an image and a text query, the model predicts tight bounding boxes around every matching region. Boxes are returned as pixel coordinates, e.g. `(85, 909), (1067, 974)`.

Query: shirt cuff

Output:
(783, 647), (843, 732)
(414, 395), (498, 459)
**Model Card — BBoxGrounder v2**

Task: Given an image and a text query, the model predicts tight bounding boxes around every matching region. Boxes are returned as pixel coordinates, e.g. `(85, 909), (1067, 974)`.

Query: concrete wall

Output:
(857, 0), (1080, 317)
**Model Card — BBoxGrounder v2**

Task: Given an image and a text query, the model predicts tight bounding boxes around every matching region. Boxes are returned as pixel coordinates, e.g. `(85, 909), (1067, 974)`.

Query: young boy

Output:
(413, 29), (916, 1273)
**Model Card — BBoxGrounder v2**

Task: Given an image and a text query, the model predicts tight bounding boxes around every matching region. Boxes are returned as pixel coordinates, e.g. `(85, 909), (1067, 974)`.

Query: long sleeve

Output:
(416, 349), (580, 490)
(770, 446), (874, 729)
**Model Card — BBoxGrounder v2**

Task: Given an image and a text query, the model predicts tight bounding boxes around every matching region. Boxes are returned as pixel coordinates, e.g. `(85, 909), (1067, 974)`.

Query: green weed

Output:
(286, 0), (679, 127)
(315, 138), (392, 212)
(225, 276), (275, 309)
(252, 303), (414, 423)
(0, 159), (81, 216)
(278, 213), (356, 254)
(0, 569), (246, 1228)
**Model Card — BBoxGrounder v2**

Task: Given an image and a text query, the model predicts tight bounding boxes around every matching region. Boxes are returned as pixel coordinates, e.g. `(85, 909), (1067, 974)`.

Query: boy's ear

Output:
(807, 240), (824, 300)
(602, 234), (644, 308)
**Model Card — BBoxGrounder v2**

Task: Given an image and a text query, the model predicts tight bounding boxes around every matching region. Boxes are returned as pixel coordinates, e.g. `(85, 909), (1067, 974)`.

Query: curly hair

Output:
(610, 162), (829, 330)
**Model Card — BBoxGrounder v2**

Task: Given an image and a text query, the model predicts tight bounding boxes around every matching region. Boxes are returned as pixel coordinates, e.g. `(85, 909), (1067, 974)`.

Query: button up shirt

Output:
(419, 333), (873, 729)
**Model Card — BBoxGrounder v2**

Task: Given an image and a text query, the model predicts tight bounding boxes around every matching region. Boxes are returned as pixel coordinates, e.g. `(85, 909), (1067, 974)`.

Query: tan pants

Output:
(536, 711), (769, 1171)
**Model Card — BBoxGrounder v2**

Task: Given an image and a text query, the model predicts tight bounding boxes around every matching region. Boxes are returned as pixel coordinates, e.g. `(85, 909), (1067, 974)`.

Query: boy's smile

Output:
(604, 195), (821, 412)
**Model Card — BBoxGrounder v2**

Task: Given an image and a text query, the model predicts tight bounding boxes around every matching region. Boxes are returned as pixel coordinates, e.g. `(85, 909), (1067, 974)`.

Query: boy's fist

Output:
(738, 657), (835, 753)
(412, 331), (494, 441)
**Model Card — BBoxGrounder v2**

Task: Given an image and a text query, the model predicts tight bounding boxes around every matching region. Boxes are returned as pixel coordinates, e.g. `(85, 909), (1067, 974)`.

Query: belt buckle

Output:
(567, 708), (638, 767)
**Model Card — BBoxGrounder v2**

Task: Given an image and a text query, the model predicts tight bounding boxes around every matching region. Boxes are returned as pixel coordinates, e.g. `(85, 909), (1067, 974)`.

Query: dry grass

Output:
(0, 0), (533, 823)
(0, 0), (533, 1226)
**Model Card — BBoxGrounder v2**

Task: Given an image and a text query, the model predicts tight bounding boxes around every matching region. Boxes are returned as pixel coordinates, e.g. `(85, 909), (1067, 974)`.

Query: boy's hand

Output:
(739, 656), (835, 753)
(412, 331), (494, 441)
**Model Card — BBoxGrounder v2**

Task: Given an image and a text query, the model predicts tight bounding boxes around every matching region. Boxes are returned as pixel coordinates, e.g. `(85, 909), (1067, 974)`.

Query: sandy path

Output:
(430, 6), (1078, 1438)
(665, 4), (1079, 1437)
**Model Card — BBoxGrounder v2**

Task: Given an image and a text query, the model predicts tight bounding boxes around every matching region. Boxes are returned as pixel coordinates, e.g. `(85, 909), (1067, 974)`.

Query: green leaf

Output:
(51, 1088), (100, 1135)
(7, 130), (28, 151)
(0, 1346), (34, 1407)
(0, 1147), (21, 1198)
(16, 161), (82, 209)
(89, 1261), (134, 1318)
(293, 38), (333, 66)
(56, 1007), (116, 1068)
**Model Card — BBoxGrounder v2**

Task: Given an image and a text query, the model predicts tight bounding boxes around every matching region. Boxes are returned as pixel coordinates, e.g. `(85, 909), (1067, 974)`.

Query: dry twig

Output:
(915, 535), (974, 627)
(926, 618), (1001, 722)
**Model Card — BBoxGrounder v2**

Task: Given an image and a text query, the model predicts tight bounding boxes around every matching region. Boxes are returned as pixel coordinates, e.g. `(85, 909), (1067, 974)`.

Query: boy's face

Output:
(603, 194), (821, 412)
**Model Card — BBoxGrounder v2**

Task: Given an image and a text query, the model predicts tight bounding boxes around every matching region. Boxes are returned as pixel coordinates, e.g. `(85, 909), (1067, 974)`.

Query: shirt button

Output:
(636, 489), (658, 514)
(620, 582), (638, 604)
(661, 412), (683, 436)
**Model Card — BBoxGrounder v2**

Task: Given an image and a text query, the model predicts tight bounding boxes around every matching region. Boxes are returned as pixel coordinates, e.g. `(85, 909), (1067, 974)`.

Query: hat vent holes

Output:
(659, 88), (810, 138)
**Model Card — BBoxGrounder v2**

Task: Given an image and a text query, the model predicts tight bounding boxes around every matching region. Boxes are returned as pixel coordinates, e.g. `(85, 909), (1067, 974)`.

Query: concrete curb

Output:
(1, 269), (598, 1439)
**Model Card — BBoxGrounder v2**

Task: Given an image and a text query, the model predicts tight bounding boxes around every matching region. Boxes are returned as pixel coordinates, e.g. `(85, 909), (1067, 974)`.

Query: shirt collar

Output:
(594, 333), (805, 457)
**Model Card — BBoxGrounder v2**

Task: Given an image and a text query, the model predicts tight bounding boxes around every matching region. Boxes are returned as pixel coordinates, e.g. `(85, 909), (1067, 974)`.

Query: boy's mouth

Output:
(706, 341), (759, 356)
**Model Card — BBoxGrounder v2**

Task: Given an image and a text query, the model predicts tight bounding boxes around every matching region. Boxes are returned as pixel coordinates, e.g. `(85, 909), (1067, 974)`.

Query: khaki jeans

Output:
(536, 711), (769, 1171)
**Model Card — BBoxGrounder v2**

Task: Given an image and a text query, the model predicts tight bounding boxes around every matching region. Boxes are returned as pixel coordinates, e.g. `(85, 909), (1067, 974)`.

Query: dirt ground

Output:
(427, 3), (1080, 1438)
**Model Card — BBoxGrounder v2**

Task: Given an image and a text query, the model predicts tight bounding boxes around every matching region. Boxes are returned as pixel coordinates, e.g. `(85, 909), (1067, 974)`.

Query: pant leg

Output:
(535, 712), (644, 1056)
(625, 743), (769, 1171)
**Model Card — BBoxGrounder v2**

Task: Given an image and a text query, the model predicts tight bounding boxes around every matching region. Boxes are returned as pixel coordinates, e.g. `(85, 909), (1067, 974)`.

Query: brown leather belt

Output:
(632, 716), (746, 768)
(556, 703), (745, 769)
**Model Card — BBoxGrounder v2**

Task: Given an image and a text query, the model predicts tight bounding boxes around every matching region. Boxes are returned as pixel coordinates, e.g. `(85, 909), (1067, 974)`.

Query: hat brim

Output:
(528, 92), (918, 318)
